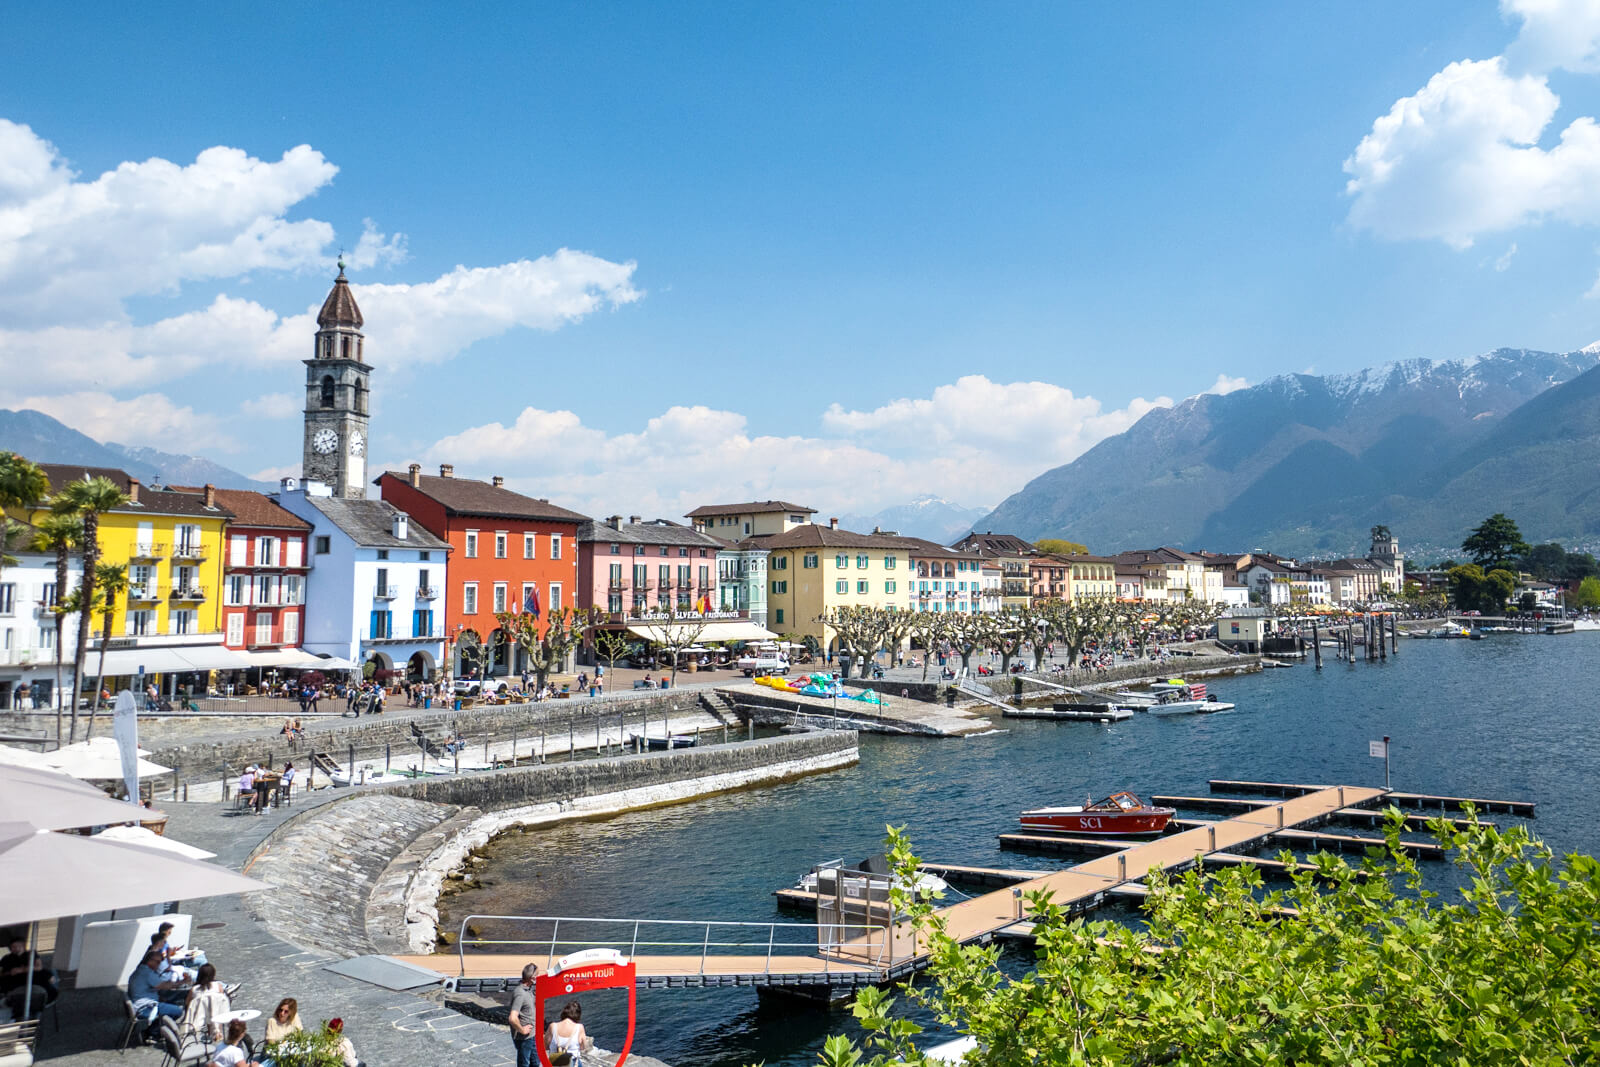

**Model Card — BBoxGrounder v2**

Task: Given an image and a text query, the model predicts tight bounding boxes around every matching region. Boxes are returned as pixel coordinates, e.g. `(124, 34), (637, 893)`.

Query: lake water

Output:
(442, 635), (1600, 1067)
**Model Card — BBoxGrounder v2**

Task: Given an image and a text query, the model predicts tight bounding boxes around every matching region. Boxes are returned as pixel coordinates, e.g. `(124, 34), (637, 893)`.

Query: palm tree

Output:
(56, 476), (129, 742)
(0, 451), (48, 591)
(30, 512), (81, 743)
(85, 561), (128, 741)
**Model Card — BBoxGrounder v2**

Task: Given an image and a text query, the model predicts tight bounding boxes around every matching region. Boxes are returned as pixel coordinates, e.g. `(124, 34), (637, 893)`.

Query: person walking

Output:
(508, 964), (539, 1067)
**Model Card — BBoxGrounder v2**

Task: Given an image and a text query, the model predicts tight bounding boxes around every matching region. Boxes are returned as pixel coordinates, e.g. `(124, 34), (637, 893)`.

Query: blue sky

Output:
(4, 2), (1600, 518)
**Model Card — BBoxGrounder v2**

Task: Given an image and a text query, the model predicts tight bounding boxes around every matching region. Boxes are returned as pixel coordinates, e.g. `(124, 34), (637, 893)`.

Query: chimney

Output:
(127, 478), (141, 505)
(393, 513), (409, 539)
(408, 463), (421, 488)
(829, 517), (839, 530)
(203, 484), (216, 509)
(607, 515), (623, 530)
(279, 476), (300, 495)
(492, 476), (504, 488)
(439, 464), (454, 478)
(628, 515), (641, 526)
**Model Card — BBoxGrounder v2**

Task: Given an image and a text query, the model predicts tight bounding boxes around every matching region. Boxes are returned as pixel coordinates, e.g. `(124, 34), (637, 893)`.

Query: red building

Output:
(209, 488), (313, 655)
(376, 464), (590, 678)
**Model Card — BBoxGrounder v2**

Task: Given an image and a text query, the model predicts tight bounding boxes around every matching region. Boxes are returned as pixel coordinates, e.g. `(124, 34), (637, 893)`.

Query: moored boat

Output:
(1019, 791), (1175, 835)
(1146, 682), (1234, 715)
(628, 733), (698, 750)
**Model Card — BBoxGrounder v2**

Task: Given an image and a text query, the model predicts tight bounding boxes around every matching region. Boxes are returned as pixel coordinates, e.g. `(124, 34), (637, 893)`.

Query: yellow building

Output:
(1065, 555), (1118, 600)
(749, 522), (912, 651)
(686, 499), (816, 539)
(30, 466), (233, 668)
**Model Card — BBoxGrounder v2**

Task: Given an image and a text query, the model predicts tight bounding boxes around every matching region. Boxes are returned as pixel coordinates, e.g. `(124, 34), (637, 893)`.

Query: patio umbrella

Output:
(94, 824), (217, 860)
(0, 744), (62, 770)
(0, 821), (267, 927)
(0, 764), (160, 830)
(46, 736), (170, 780)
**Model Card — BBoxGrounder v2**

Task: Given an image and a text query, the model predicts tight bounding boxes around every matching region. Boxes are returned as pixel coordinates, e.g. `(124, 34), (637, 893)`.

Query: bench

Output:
(633, 680), (653, 690)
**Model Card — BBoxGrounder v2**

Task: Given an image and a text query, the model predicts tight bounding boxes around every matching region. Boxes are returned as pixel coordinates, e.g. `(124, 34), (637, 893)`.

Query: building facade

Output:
(0, 526), (81, 710)
(377, 464), (588, 678)
(301, 266), (371, 500)
(686, 500), (815, 540)
(948, 532), (1037, 609)
(210, 489), (313, 656)
(755, 522), (913, 650)
(908, 542), (990, 614)
(712, 539), (769, 627)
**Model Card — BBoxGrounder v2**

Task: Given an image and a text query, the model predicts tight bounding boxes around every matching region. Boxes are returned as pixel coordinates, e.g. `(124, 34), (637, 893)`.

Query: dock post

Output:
(569, 720), (575, 758)
(484, 734), (489, 764)
(386, 743), (391, 772)
(1338, 786), (1346, 807)
(454, 748), (460, 775)
(1277, 805), (1284, 829)
(748, 717), (754, 741)
(1117, 853), (1127, 883)
(1312, 621), (1322, 669)
(347, 742), (354, 776)
(1391, 614), (1398, 654)
(596, 721), (602, 755)
(1012, 888), (1023, 919)
(1208, 825), (1216, 852)
(1384, 735), (1391, 790)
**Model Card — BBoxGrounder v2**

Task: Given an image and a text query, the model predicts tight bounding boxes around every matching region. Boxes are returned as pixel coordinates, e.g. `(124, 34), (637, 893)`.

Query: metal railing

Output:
(373, 585), (396, 600)
(452, 913), (892, 978)
(416, 586), (439, 600)
(171, 542), (208, 560)
(170, 585), (208, 601)
(130, 542), (167, 559)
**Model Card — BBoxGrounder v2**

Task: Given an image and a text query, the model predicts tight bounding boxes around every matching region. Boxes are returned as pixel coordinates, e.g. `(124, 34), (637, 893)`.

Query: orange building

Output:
(375, 464), (589, 678)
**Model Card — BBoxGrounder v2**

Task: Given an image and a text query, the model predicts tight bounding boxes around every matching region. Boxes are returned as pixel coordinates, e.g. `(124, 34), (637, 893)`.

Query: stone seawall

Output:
(243, 730), (858, 957)
(997, 652), (1262, 698)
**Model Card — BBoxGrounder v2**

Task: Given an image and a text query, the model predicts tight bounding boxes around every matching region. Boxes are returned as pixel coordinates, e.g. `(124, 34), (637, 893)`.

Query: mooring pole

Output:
(1384, 734), (1391, 790)
(1312, 621), (1322, 669)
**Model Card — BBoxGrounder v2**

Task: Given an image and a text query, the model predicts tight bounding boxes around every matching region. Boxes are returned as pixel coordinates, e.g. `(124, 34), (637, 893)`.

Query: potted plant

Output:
(261, 1024), (345, 1067)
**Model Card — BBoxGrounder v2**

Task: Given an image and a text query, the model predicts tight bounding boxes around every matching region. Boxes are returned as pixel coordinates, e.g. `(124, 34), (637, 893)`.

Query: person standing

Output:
(508, 963), (539, 1067)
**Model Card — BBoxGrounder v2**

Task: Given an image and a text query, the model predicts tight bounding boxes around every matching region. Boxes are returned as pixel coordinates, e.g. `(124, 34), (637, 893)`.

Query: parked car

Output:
(737, 649), (790, 677)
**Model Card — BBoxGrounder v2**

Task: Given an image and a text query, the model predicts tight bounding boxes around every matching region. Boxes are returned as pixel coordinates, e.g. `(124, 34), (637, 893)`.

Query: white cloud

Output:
(239, 393), (299, 419)
(424, 377), (1171, 519)
(248, 463), (301, 483)
(8, 391), (231, 450)
(1495, 242), (1520, 270)
(1201, 373), (1250, 396)
(1344, 2), (1600, 249)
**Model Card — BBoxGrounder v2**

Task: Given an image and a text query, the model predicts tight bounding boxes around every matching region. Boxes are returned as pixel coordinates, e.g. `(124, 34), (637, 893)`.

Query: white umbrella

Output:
(0, 764), (160, 830)
(0, 744), (61, 770)
(94, 824), (217, 860)
(0, 821), (267, 927)
(46, 736), (170, 779)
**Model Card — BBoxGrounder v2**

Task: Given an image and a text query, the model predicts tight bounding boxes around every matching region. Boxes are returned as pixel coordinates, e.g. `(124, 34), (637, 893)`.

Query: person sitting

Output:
(238, 766), (255, 801)
(1, 934), (58, 1018)
(264, 997), (302, 1042)
(129, 949), (187, 1022)
(546, 1000), (592, 1067)
(150, 931), (195, 983)
(206, 1019), (263, 1067)
(279, 763), (297, 800)
(179, 963), (231, 1048)
(325, 1018), (365, 1067)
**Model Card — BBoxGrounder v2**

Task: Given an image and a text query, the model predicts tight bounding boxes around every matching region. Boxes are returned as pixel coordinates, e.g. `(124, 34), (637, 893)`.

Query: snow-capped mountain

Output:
(840, 496), (993, 544)
(980, 346), (1600, 558)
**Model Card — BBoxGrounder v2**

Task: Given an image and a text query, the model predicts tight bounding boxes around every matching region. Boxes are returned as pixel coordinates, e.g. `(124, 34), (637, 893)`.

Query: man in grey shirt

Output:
(509, 963), (538, 1067)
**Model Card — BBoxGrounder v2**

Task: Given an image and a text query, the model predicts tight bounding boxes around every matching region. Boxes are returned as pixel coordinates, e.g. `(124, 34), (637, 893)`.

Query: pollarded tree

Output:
(988, 607), (1029, 675)
(647, 608), (710, 687)
(497, 607), (600, 692)
(880, 607), (918, 671)
(825, 605), (888, 678)
(946, 611), (989, 673)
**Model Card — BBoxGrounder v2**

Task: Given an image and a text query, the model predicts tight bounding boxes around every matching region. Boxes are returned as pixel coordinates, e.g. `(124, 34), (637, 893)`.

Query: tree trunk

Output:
(69, 513), (101, 743)
(999, 648), (1015, 674)
(52, 612), (64, 744)
(85, 607), (114, 741)
(1032, 642), (1049, 670)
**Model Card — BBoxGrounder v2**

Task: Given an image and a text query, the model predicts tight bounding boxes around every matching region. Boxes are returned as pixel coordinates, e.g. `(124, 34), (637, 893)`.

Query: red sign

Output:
(534, 951), (637, 1067)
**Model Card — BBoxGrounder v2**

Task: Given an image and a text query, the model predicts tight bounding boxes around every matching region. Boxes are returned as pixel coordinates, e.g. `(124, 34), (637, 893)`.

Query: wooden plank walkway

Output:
(998, 833), (1144, 855)
(1154, 796), (1480, 830)
(393, 952), (882, 991)
(1208, 780), (1534, 816)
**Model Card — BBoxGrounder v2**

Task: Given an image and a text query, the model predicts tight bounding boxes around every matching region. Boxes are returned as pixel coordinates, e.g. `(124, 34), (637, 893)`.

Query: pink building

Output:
(576, 516), (723, 617)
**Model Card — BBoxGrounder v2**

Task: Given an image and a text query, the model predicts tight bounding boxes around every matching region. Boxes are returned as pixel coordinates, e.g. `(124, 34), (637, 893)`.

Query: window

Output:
(802, 554), (817, 568)
(41, 582), (57, 607)
(633, 564), (647, 587)
(226, 613), (244, 645)
(495, 532), (508, 558)
(885, 556), (897, 570)
(857, 580), (869, 594)
(524, 533), (537, 559)
(39, 627), (54, 649)
(0, 584), (15, 615)
(282, 612), (299, 644)
(635, 545), (646, 555)
(771, 580), (787, 594)
(127, 610), (155, 636)
(885, 580), (896, 593)
(492, 583), (507, 613)
(224, 575), (246, 606)
(412, 609), (432, 638)
(610, 543), (620, 555)
(230, 534), (247, 566)
(255, 537), (278, 566)
(171, 610), (196, 635)
(375, 567), (389, 598)
(550, 534), (562, 559)
(315, 536), (331, 555)
(607, 594), (623, 613)
(836, 554), (848, 568)
(836, 580), (848, 594)
(857, 555), (869, 569)
(463, 583), (478, 614)
(698, 565), (709, 588)
(376, 549), (388, 560)
(464, 531), (479, 558)
(789, 514), (805, 524)
(522, 583), (536, 612)
(659, 546), (669, 557)
(320, 375), (335, 408)
(678, 565), (691, 587)
(254, 612), (272, 645)
(659, 565), (671, 590)
(549, 584), (562, 613)
(772, 556), (788, 570)
(679, 547), (689, 557)
(774, 608), (785, 624)
(608, 563), (622, 586)
(417, 569), (429, 594)
(369, 610), (392, 639)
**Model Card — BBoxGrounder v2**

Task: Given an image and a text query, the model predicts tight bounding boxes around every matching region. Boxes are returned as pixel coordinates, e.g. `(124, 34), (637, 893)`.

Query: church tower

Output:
(302, 262), (371, 499)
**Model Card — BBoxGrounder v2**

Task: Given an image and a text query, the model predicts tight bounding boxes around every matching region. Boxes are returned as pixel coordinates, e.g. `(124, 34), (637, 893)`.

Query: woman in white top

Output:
(547, 1001), (592, 1067)
(180, 964), (231, 1048)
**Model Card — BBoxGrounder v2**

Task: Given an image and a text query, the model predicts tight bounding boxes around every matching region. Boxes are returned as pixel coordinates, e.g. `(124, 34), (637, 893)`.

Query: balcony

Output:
(34, 603), (60, 619)
(171, 542), (208, 562)
(126, 586), (160, 603)
(373, 585), (396, 601)
(129, 542), (167, 561)
(416, 586), (439, 600)
(170, 585), (208, 602)
(607, 581), (630, 592)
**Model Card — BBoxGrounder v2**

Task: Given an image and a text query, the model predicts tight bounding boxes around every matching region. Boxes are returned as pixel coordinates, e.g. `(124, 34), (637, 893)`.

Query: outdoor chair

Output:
(118, 996), (157, 1052)
(155, 1016), (207, 1067)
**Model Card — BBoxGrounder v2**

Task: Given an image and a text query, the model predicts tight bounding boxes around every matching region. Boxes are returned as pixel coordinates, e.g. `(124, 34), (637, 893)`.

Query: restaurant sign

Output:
(626, 610), (744, 622)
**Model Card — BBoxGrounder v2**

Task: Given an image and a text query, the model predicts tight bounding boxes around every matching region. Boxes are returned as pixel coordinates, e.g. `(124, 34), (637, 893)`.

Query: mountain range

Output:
(839, 497), (993, 544)
(981, 346), (1600, 559)
(0, 409), (271, 491)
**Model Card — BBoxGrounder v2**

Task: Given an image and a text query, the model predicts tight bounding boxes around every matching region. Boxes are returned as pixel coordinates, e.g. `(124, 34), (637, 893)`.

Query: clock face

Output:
(312, 428), (339, 454)
(348, 431), (365, 456)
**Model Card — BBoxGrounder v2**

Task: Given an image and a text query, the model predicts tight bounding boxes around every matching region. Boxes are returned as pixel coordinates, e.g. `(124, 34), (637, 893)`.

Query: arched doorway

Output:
(487, 629), (512, 677)
(363, 651), (394, 685)
(407, 650), (435, 682)
(455, 629), (484, 679)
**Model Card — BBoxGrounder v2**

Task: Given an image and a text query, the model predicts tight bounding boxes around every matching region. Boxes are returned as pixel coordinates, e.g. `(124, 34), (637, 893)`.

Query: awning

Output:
(96, 644), (253, 674)
(625, 621), (779, 644)
(243, 650), (322, 669)
(176, 645), (253, 670)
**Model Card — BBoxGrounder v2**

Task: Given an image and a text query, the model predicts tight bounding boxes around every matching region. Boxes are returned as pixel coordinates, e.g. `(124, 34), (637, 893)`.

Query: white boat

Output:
(798, 858), (948, 898)
(1147, 682), (1234, 715)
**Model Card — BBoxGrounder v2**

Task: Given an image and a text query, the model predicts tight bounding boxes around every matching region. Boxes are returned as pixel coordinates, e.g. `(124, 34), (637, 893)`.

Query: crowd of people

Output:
(125, 923), (365, 1066)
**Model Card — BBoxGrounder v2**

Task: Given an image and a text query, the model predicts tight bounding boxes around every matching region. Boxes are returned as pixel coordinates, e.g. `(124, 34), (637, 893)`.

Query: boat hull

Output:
(1018, 809), (1173, 835)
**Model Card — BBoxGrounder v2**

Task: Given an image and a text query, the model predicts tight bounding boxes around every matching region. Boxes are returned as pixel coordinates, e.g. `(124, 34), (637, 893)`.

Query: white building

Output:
(274, 479), (451, 682)
(0, 533), (81, 710)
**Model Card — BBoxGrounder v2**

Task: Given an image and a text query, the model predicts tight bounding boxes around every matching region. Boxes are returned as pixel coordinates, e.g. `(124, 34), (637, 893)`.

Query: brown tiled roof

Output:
(34, 464), (233, 520)
(949, 532), (1036, 556)
(900, 537), (981, 561)
(169, 487), (310, 530)
(577, 518), (724, 549)
(381, 471), (590, 523)
(685, 500), (815, 518)
(739, 525), (920, 551)
(317, 269), (364, 329)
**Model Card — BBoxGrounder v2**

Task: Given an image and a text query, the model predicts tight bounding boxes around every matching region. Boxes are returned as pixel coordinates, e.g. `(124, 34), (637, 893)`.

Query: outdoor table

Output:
(221, 1009), (261, 1023)
(254, 774), (280, 810)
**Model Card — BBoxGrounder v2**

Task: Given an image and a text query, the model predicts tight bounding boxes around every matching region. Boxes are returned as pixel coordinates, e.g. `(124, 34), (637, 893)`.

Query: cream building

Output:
(748, 521), (912, 651)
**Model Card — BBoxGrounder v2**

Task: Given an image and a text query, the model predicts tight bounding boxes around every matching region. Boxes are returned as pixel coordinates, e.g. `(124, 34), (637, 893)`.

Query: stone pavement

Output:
(29, 788), (668, 1067)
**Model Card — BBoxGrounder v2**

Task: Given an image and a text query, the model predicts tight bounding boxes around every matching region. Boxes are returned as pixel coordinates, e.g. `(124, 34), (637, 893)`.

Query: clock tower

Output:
(302, 262), (371, 499)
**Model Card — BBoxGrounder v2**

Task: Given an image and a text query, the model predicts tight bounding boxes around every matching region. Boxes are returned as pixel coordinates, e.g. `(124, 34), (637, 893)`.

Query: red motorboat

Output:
(1019, 791), (1175, 835)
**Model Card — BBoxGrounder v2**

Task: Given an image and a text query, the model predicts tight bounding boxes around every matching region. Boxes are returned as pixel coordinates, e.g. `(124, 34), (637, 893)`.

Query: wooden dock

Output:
(1208, 780), (1534, 816)
(998, 833), (1144, 855)
(1152, 795), (1481, 830)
